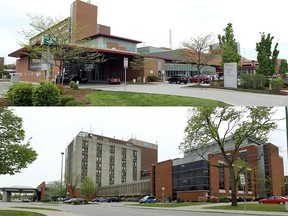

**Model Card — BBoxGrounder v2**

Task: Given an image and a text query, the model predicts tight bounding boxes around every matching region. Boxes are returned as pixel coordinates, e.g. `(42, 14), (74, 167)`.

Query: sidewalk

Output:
(127, 202), (288, 216)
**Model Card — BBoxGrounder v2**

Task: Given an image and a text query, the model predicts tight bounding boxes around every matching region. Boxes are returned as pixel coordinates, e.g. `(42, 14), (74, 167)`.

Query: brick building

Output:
(150, 138), (284, 202)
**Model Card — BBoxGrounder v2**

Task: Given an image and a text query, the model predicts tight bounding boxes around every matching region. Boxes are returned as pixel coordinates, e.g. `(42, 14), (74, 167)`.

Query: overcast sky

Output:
(0, 107), (287, 188)
(1, 0), (287, 64)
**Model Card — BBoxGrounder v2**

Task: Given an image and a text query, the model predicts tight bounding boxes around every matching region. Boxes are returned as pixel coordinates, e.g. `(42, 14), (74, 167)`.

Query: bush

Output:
(65, 99), (86, 106)
(60, 95), (75, 106)
(253, 74), (267, 89)
(84, 199), (89, 204)
(56, 84), (67, 94)
(210, 196), (219, 203)
(270, 78), (285, 93)
(240, 74), (253, 89)
(72, 200), (81, 205)
(7, 82), (34, 106)
(32, 81), (60, 106)
(211, 80), (224, 87)
(147, 75), (158, 82)
(69, 81), (79, 90)
(218, 196), (230, 203)
(198, 196), (208, 203)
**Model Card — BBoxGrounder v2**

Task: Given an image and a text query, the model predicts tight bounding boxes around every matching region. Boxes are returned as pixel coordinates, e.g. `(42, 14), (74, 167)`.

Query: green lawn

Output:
(0, 210), (46, 216)
(85, 90), (230, 106)
(204, 203), (287, 212)
(12, 206), (61, 211)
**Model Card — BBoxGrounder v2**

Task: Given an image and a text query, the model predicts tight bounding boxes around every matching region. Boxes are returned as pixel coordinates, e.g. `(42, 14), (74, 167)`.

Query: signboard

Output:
(239, 174), (245, 186)
(224, 62), (238, 88)
(124, 57), (128, 68)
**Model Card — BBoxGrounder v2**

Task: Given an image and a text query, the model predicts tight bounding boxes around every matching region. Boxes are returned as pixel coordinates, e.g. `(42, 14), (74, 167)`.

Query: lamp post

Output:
(60, 152), (64, 198)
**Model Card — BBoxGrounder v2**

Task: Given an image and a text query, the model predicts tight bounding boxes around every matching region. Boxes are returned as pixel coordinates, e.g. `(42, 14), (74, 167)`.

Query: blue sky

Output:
(0, 107), (286, 188)
(1, 0), (287, 64)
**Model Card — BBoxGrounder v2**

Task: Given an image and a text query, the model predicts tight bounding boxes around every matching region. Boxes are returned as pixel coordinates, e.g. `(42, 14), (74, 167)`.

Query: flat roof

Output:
(88, 33), (142, 44)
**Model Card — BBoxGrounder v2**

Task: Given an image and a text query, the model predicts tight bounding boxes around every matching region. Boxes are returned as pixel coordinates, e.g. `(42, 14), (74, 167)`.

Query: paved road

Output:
(82, 82), (288, 106)
(1, 201), (287, 216)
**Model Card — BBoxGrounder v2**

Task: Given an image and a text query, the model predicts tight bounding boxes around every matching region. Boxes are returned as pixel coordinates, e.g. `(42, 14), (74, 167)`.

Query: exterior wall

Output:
(37, 182), (46, 201)
(65, 132), (157, 195)
(154, 160), (173, 199)
(97, 24), (111, 35)
(267, 143), (284, 196)
(143, 58), (165, 82)
(0, 57), (4, 69)
(71, 0), (98, 42)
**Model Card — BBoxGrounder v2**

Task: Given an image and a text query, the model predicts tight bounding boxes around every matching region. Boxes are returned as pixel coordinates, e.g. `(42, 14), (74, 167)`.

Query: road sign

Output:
(124, 57), (128, 68)
(240, 174), (245, 186)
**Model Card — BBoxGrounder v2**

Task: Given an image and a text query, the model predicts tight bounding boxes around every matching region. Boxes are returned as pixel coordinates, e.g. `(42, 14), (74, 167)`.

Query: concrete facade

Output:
(65, 131), (157, 198)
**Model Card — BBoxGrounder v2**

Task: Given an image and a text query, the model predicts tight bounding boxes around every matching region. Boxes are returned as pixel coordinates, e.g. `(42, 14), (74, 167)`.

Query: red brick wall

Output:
(155, 160), (173, 199)
(72, 0), (98, 42)
(37, 182), (46, 201)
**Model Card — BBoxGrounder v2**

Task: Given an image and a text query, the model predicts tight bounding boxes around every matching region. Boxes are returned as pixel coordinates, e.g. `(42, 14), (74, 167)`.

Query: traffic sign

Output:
(239, 174), (245, 186)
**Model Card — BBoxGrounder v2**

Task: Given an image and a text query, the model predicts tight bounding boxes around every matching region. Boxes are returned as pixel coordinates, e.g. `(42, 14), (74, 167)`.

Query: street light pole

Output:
(60, 152), (64, 198)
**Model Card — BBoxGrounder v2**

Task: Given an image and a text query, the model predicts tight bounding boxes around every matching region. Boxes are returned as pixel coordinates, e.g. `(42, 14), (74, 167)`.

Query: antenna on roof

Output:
(169, 29), (172, 49)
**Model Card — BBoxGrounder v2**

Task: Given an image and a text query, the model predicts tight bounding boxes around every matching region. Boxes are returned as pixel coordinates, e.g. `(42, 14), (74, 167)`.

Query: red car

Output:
(189, 74), (211, 83)
(107, 77), (121, 84)
(258, 196), (288, 204)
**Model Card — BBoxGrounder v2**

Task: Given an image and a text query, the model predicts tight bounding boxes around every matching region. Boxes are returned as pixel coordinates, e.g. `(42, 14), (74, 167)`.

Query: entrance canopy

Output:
(0, 186), (39, 202)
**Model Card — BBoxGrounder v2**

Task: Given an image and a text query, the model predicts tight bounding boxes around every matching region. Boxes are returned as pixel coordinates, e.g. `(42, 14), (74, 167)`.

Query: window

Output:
(219, 163), (225, 190)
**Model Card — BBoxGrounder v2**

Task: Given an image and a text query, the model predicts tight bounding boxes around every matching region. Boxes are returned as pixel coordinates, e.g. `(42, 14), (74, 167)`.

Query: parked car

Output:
(139, 196), (155, 204)
(70, 75), (88, 83)
(107, 77), (121, 84)
(92, 197), (107, 202)
(167, 75), (188, 84)
(22, 198), (30, 202)
(64, 198), (84, 204)
(258, 196), (288, 204)
(106, 197), (121, 202)
(189, 74), (211, 83)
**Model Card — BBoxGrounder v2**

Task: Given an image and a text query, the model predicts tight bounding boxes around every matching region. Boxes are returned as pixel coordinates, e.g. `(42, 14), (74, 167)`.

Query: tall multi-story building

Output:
(150, 138), (284, 202)
(65, 131), (157, 197)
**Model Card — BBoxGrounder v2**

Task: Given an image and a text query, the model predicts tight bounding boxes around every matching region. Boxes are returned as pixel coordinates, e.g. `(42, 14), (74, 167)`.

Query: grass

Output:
(85, 90), (230, 106)
(204, 203), (287, 212)
(12, 206), (61, 211)
(0, 210), (46, 216)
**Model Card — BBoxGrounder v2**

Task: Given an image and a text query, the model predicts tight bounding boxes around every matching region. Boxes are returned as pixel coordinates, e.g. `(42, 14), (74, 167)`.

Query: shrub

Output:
(32, 81), (60, 106)
(198, 196), (208, 203)
(240, 74), (253, 89)
(65, 99), (86, 106)
(211, 80), (224, 87)
(210, 196), (219, 203)
(270, 78), (285, 93)
(253, 74), (266, 89)
(69, 81), (79, 90)
(7, 82), (34, 106)
(218, 196), (230, 203)
(56, 84), (67, 94)
(84, 199), (89, 204)
(147, 75), (158, 82)
(72, 200), (81, 205)
(60, 95), (75, 106)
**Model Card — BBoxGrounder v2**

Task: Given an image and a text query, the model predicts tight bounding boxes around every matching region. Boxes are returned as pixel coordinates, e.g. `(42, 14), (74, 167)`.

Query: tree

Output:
(45, 181), (65, 199)
(80, 176), (97, 199)
(256, 32), (279, 76)
(65, 174), (82, 197)
(0, 108), (37, 175)
(19, 14), (106, 84)
(179, 32), (219, 84)
(279, 59), (288, 76)
(179, 107), (279, 206)
(218, 23), (241, 67)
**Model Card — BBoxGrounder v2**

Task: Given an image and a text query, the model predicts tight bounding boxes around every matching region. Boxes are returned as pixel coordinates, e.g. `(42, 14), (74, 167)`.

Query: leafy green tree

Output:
(19, 14), (106, 84)
(0, 108), (37, 175)
(256, 32), (279, 76)
(80, 176), (97, 199)
(179, 32), (219, 84)
(179, 107), (278, 206)
(45, 181), (65, 199)
(279, 59), (288, 76)
(218, 23), (241, 67)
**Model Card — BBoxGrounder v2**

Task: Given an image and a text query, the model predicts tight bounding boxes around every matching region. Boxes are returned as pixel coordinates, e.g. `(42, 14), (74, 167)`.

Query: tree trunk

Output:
(228, 165), (238, 206)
